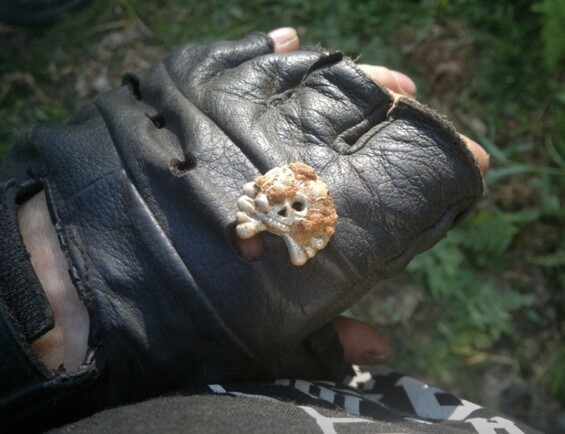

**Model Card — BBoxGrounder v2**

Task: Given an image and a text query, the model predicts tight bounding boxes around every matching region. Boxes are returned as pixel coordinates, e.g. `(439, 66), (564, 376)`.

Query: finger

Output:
(235, 234), (265, 260)
(331, 316), (390, 365)
(358, 64), (417, 97)
(460, 134), (490, 174)
(268, 27), (300, 53)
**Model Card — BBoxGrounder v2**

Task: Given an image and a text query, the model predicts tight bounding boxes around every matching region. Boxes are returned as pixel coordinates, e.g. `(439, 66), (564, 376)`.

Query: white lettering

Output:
(396, 377), (481, 421)
(298, 406), (374, 434)
(466, 416), (526, 434)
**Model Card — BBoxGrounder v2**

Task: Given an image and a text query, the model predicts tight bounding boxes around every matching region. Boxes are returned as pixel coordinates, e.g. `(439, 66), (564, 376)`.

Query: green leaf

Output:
(528, 250), (565, 268)
(533, 0), (565, 73)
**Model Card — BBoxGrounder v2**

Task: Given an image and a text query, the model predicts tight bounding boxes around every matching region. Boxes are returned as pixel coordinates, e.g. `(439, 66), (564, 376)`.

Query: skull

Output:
(236, 163), (338, 266)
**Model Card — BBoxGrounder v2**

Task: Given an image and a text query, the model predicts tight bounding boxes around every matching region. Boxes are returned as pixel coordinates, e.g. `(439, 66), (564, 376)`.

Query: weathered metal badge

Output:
(236, 163), (338, 266)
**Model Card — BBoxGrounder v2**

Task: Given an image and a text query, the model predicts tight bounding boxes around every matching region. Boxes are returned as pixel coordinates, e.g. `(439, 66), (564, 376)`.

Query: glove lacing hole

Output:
(170, 155), (197, 176)
(146, 113), (166, 129)
(122, 72), (141, 100)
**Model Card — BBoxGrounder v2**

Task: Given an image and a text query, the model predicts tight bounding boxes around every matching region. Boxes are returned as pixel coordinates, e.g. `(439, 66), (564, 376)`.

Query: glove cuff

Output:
(0, 180), (109, 433)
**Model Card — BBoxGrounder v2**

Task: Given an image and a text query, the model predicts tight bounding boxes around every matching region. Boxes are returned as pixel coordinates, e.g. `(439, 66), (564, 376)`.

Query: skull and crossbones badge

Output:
(236, 163), (338, 266)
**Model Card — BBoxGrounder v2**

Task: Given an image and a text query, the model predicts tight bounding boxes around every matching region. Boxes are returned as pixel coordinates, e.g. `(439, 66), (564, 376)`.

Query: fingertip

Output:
(234, 233), (265, 261)
(461, 135), (490, 174)
(357, 64), (417, 97)
(331, 316), (390, 366)
(393, 70), (417, 97)
(268, 27), (299, 53)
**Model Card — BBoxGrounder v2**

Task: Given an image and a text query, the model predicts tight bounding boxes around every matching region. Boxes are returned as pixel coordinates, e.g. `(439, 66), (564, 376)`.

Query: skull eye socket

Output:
(292, 201), (305, 212)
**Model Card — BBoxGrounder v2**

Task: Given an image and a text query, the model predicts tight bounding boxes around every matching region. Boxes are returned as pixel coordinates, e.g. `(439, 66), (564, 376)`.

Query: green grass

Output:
(1, 0), (564, 431)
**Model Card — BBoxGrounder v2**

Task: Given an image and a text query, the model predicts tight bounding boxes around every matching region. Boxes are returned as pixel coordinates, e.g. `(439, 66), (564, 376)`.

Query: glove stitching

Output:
(45, 184), (95, 319)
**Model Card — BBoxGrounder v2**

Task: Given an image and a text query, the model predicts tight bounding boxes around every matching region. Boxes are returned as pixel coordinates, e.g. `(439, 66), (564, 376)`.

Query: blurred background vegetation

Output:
(1, 0), (563, 431)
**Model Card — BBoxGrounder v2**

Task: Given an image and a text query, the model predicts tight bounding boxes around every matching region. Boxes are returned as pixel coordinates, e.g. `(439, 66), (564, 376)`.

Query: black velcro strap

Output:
(0, 181), (54, 342)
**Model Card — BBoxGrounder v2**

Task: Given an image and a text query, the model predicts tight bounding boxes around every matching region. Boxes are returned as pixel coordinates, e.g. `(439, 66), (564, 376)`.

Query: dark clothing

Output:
(51, 366), (539, 434)
(0, 180), (109, 433)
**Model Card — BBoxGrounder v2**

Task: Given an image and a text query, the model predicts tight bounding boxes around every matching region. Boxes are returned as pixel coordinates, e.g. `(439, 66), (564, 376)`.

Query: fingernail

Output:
(268, 27), (298, 53)
(394, 71), (417, 96)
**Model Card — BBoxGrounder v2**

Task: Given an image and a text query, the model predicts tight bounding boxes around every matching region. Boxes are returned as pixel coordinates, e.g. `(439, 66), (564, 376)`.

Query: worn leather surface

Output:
(0, 32), (483, 417)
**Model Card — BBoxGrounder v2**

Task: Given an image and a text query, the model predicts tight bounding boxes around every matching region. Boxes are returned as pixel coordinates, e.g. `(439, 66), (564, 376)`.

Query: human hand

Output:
(3, 27), (485, 429)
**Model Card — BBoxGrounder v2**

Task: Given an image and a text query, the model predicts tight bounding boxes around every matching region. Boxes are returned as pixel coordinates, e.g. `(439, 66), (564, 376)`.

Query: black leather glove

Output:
(0, 32), (483, 428)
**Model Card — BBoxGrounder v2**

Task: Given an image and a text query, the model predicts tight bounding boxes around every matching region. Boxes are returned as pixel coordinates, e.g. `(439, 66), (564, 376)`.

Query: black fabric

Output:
(0, 181), (54, 343)
(50, 367), (540, 434)
(0, 296), (48, 400)
(0, 347), (111, 434)
(0, 181), (111, 433)
(0, 180), (53, 400)
(0, 32), (483, 430)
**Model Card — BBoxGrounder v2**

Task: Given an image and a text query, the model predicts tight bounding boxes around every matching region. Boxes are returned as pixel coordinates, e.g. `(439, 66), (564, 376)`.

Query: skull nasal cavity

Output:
(278, 207), (288, 217)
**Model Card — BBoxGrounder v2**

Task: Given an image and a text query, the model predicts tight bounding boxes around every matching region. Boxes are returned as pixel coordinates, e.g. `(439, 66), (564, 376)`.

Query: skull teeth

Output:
(263, 215), (289, 233)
